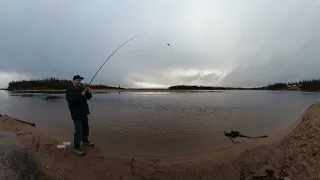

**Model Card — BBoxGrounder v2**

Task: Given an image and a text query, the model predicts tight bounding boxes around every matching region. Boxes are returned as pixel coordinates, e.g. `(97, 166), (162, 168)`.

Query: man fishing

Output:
(66, 75), (94, 156)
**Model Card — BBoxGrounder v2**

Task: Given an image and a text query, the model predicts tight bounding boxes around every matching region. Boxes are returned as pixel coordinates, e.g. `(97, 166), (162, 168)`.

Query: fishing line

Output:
(88, 33), (175, 85)
(299, 102), (304, 115)
(88, 34), (142, 85)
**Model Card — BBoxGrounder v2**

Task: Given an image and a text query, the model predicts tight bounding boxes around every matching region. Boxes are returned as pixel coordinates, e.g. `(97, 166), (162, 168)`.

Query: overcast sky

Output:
(1, 0), (320, 88)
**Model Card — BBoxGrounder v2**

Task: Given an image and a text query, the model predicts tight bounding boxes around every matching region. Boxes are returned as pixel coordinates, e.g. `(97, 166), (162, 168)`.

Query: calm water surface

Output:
(0, 90), (319, 158)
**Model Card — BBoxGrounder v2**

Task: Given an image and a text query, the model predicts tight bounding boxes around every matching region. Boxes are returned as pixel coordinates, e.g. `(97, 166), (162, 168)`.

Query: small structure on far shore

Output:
(287, 83), (302, 88)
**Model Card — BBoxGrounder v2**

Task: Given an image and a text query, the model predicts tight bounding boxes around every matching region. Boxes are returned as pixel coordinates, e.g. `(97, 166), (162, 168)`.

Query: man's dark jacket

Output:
(66, 84), (92, 120)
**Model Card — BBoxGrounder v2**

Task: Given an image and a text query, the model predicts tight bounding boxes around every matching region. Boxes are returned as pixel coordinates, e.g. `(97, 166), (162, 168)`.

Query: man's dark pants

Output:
(72, 116), (89, 150)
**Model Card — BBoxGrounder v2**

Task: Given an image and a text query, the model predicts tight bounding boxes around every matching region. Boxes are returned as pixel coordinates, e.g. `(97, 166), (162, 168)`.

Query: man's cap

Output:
(73, 75), (84, 80)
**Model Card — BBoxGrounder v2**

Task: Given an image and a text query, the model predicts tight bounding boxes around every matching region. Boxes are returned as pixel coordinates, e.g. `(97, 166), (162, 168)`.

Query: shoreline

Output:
(6, 89), (226, 93)
(3, 89), (320, 93)
(0, 104), (320, 179)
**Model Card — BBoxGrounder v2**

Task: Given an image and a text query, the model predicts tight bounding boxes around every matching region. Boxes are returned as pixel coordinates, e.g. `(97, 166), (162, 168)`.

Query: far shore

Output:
(4, 88), (320, 93)
(6, 89), (227, 93)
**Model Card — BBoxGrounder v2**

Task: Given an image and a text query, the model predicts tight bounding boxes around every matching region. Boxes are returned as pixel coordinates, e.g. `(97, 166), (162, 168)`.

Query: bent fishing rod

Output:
(88, 34), (141, 85)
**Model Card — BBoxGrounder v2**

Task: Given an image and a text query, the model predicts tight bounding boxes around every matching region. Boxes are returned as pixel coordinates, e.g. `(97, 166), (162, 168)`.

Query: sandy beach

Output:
(0, 104), (320, 180)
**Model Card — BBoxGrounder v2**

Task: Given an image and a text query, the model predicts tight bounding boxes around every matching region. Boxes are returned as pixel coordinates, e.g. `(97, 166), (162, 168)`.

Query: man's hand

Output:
(81, 90), (86, 96)
(85, 87), (91, 93)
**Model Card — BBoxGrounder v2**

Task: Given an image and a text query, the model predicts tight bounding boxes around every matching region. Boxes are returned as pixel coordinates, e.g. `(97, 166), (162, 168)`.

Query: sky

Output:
(1, 0), (320, 88)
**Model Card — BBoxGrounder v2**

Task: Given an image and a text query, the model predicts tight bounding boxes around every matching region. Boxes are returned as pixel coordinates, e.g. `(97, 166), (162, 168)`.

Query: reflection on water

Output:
(0, 90), (319, 158)
(9, 93), (64, 102)
(10, 92), (63, 98)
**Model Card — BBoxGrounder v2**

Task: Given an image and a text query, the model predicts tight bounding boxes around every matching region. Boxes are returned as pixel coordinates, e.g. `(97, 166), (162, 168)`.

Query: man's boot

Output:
(82, 138), (94, 147)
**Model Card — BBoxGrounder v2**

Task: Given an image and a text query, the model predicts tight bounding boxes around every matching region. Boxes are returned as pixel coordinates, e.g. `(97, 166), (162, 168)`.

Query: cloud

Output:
(220, 35), (320, 87)
(0, 71), (31, 88)
(129, 68), (227, 88)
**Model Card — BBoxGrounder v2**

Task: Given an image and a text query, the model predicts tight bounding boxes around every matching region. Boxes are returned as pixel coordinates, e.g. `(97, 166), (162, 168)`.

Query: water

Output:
(0, 90), (319, 158)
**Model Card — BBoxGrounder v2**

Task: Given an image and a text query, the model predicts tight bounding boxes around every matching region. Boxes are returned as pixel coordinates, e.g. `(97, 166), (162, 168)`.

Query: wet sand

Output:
(0, 130), (47, 180)
(0, 104), (320, 179)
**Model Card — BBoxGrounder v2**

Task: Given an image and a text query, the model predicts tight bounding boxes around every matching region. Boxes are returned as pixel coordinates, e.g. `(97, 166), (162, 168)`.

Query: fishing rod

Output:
(88, 34), (142, 85)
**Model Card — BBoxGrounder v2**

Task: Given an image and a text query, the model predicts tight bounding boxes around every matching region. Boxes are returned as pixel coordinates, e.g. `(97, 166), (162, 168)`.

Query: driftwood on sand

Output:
(224, 130), (268, 143)
(0, 114), (36, 127)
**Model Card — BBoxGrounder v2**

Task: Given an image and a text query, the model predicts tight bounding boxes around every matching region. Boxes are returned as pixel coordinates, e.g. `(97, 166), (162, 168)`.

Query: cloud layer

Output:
(1, 0), (320, 88)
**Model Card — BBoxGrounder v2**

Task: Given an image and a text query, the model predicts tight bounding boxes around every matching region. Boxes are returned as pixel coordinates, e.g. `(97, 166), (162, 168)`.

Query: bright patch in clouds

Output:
(134, 82), (169, 88)
(0, 72), (30, 88)
(169, 68), (220, 76)
(130, 68), (228, 88)
(166, 68), (228, 86)
(169, 68), (227, 82)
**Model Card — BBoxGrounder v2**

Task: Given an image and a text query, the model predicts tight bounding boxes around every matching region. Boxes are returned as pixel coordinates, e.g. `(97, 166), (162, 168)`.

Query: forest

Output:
(168, 85), (249, 90)
(169, 79), (320, 91)
(6, 77), (122, 90)
(261, 79), (320, 91)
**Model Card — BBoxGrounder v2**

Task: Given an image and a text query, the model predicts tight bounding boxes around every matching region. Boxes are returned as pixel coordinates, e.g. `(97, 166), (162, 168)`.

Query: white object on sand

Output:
(63, 142), (71, 146)
(284, 177), (291, 180)
(57, 144), (66, 149)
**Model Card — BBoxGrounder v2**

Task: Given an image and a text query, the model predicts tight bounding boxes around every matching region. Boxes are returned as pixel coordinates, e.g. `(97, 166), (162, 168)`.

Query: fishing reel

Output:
(80, 83), (90, 92)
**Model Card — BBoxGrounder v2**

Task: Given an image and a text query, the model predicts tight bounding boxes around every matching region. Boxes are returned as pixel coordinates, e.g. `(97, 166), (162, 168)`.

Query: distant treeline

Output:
(6, 77), (320, 91)
(7, 77), (123, 90)
(261, 79), (320, 91)
(260, 83), (288, 90)
(168, 79), (320, 91)
(299, 79), (320, 91)
(168, 85), (256, 90)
